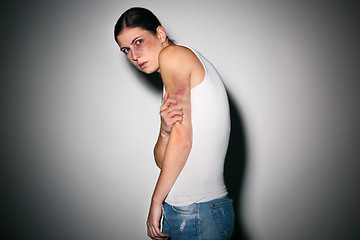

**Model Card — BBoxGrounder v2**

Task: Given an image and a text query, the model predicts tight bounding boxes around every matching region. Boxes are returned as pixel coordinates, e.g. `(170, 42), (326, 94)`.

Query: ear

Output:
(156, 26), (167, 43)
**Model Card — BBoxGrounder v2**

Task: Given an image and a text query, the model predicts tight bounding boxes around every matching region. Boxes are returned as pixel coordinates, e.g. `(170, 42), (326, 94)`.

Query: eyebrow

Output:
(120, 35), (143, 51)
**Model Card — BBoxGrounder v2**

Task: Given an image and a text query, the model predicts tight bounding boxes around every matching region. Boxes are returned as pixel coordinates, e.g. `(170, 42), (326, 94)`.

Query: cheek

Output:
(140, 38), (159, 56)
(138, 42), (149, 55)
(126, 55), (133, 62)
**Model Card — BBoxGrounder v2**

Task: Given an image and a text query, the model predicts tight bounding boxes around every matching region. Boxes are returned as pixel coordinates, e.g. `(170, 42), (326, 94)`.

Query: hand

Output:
(147, 201), (170, 239)
(160, 92), (183, 135)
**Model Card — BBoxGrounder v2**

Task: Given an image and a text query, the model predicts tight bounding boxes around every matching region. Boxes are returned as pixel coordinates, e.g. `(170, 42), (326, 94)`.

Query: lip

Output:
(139, 61), (147, 68)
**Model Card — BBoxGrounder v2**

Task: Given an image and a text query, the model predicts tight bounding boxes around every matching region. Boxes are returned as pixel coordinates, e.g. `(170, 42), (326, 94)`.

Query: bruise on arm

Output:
(166, 84), (188, 110)
(159, 46), (193, 153)
(173, 86), (186, 100)
(159, 47), (192, 130)
(150, 46), (193, 204)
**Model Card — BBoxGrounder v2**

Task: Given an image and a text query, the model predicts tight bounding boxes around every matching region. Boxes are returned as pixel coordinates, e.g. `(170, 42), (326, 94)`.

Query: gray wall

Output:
(2, 0), (359, 239)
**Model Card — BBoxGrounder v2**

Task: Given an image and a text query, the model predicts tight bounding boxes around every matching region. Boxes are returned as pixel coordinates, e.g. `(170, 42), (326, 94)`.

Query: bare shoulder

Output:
(159, 45), (199, 72)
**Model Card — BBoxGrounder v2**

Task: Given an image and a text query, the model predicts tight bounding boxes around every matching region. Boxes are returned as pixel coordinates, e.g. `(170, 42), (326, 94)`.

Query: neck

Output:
(163, 38), (174, 48)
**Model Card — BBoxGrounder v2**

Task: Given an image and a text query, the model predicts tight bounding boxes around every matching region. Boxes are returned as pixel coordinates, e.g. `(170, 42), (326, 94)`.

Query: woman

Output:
(114, 7), (234, 240)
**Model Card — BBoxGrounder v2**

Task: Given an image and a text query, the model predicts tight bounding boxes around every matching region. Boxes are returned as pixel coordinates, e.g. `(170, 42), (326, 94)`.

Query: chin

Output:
(142, 68), (157, 74)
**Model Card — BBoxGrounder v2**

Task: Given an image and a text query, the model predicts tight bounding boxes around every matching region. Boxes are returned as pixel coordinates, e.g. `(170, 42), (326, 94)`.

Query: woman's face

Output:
(116, 27), (165, 74)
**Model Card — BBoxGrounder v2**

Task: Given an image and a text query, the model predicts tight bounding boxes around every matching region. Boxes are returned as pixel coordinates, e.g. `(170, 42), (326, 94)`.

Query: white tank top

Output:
(164, 45), (231, 206)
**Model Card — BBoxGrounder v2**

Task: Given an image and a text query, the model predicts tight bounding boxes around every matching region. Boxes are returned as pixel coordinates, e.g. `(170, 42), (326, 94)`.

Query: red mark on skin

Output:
(171, 86), (186, 101)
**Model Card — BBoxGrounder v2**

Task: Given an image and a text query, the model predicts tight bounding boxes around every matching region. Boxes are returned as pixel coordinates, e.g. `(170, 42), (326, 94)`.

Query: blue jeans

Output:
(162, 197), (234, 240)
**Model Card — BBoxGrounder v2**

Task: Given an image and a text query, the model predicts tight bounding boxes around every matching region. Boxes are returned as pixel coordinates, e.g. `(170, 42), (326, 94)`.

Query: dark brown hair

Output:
(114, 7), (174, 43)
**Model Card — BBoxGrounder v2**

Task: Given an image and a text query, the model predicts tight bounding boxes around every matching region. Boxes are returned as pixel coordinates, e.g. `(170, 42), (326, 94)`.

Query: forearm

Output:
(152, 124), (192, 204)
(153, 131), (170, 169)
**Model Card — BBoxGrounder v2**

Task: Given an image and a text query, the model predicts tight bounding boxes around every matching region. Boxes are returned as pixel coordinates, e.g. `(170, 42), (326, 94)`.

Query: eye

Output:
(122, 48), (130, 54)
(135, 39), (143, 45)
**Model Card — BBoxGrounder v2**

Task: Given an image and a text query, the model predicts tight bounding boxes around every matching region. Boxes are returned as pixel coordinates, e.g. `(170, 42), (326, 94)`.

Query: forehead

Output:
(116, 27), (152, 47)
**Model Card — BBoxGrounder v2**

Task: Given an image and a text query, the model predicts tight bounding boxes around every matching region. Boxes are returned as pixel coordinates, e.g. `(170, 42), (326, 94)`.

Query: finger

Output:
(171, 116), (184, 124)
(163, 98), (177, 106)
(163, 110), (183, 122)
(163, 92), (168, 102)
(154, 226), (169, 238)
(149, 225), (167, 239)
(148, 224), (159, 240)
(168, 109), (183, 117)
(166, 113), (183, 123)
(149, 226), (163, 240)
(160, 99), (176, 112)
(162, 109), (183, 121)
(148, 219), (169, 239)
(166, 98), (177, 104)
(161, 113), (183, 126)
(162, 105), (182, 115)
(147, 222), (155, 237)
(147, 225), (153, 239)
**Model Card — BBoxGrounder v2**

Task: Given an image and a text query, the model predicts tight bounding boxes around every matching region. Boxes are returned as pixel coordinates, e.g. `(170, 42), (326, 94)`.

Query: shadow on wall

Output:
(224, 91), (250, 240)
(135, 70), (250, 240)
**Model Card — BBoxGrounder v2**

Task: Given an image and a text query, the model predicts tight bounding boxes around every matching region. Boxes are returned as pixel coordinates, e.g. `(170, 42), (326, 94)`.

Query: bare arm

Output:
(147, 46), (194, 239)
(153, 93), (183, 169)
(152, 46), (193, 203)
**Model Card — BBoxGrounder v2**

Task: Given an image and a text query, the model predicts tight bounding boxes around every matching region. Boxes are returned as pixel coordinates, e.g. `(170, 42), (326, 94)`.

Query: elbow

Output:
(178, 135), (192, 153)
(171, 124), (193, 152)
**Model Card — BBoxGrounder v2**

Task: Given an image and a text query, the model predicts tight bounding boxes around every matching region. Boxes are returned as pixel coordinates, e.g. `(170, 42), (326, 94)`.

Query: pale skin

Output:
(116, 26), (205, 239)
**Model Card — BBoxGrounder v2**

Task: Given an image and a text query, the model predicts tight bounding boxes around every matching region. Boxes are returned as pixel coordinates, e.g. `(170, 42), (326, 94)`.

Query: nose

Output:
(131, 53), (137, 61)
(131, 49), (140, 61)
